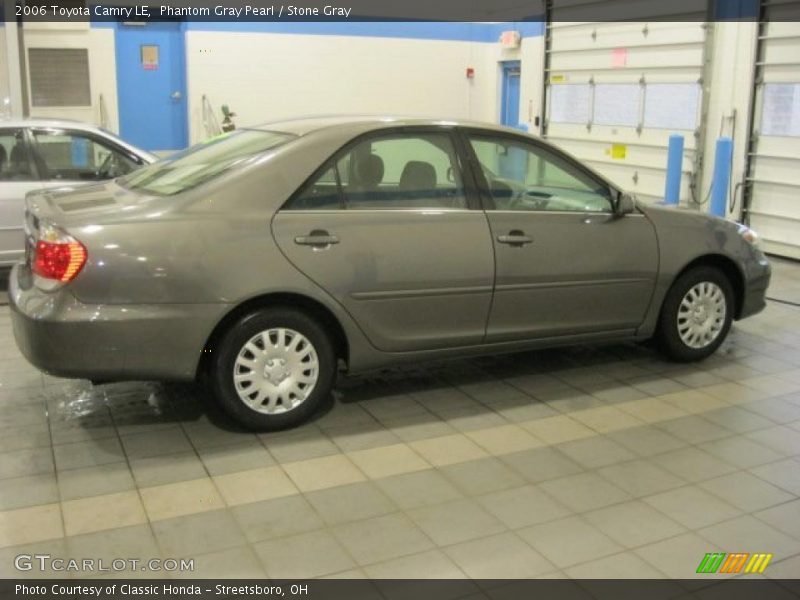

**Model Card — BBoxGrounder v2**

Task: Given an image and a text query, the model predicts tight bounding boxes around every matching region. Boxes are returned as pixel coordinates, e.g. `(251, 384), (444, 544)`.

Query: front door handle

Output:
(497, 230), (532, 246)
(294, 230), (340, 248)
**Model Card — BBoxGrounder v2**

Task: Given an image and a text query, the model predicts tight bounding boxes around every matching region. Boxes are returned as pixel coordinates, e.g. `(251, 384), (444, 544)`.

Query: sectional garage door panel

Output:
(544, 18), (709, 204)
(745, 13), (800, 259)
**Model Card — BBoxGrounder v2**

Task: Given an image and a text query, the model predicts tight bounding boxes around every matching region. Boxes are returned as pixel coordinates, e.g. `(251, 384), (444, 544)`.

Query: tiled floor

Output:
(1, 260), (800, 580)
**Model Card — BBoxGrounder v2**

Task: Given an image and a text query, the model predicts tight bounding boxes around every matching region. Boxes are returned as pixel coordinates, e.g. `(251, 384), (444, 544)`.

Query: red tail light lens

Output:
(32, 228), (87, 283)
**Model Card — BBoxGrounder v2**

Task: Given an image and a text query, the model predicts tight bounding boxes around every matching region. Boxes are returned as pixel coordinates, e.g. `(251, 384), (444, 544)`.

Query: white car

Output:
(0, 118), (155, 266)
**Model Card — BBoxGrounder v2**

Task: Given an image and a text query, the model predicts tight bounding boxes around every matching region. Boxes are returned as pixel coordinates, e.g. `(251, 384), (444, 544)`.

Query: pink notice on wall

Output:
(612, 48), (628, 68)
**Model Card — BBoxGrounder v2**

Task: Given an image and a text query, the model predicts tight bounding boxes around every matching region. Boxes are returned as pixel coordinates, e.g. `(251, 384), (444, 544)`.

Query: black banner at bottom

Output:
(2, 579), (800, 600)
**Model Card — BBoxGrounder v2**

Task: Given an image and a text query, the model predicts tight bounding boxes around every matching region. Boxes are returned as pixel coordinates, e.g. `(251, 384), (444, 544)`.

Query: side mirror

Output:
(615, 192), (635, 216)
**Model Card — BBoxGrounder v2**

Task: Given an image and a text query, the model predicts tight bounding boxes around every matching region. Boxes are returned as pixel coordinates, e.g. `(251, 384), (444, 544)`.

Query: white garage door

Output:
(542, 10), (710, 204)
(744, 2), (800, 259)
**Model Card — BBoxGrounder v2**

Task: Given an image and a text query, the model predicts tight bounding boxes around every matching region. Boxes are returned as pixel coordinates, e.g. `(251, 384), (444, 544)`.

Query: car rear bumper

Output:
(739, 256), (771, 320)
(9, 264), (225, 382)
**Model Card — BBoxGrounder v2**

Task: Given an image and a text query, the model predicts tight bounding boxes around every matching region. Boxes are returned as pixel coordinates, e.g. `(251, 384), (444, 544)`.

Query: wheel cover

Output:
(233, 328), (319, 414)
(677, 281), (727, 349)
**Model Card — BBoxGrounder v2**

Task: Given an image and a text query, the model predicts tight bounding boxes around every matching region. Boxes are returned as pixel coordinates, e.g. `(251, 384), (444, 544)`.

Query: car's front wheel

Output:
(210, 308), (336, 431)
(656, 266), (734, 362)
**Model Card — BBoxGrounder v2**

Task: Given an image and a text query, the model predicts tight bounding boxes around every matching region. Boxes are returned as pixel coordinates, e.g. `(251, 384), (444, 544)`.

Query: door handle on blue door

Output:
(497, 230), (532, 246)
(294, 230), (340, 248)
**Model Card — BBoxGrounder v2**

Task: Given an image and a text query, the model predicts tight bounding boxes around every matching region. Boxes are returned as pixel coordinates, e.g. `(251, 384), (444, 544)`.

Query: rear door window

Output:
(31, 129), (139, 181)
(0, 129), (36, 181)
(285, 132), (467, 210)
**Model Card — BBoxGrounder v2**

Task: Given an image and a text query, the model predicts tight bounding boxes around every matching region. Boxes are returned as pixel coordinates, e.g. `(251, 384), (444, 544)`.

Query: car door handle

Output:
(294, 231), (339, 247)
(496, 231), (532, 246)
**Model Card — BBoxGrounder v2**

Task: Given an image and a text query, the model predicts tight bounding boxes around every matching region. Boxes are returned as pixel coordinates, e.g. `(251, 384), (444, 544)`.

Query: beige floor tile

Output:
(444, 532), (555, 579)
(635, 532), (724, 580)
(465, 424), (543, 455)
(656, 389), (728, 415)
(519, 516), (623, 569)
(213, 466), (298, 506)
(570, 406), (644, 434)
(699, 382), (771, 405)
(409, 434), (488, 467)
(347, 443), (429, 479)
(140, 478), (224, 521)
(0, 503), (62, 548)
(282, 454), (366, 492)
(62, 490), (147, 536)
(255, 529), (355, 579)
(584, 500), (686, 548)
(739, 375), (800, 397)
(616, 398), (688, 424)
(565, 551), (669, 579)
(364, 549), (468, 579)
(519, 415), (594, 445)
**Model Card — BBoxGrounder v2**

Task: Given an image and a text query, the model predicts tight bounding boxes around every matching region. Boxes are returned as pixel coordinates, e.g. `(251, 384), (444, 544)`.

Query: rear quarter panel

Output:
(63, 127), (383, 372)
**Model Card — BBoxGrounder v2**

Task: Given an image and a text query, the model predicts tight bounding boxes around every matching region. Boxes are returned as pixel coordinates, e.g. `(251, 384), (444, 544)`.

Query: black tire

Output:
(656, 266), (734, 362)
(210, 307), (336, 431)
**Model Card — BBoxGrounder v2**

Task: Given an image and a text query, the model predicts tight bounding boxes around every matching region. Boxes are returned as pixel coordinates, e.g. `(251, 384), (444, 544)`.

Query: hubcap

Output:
(233, 328), (319, 414)
(677, 281), (726, 349)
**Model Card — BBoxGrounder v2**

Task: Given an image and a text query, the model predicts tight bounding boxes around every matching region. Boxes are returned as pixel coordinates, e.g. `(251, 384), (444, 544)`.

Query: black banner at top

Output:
(1, 0), (799, 23)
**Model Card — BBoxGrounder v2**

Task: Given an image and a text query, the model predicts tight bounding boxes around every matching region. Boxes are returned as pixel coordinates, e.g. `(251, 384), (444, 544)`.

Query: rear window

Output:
(118, 129), (295, 196)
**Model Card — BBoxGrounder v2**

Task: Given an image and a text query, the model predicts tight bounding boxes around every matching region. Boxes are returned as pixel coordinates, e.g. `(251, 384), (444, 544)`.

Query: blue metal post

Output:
(710, 137), (733, 218)
(664, 134), (684, 205)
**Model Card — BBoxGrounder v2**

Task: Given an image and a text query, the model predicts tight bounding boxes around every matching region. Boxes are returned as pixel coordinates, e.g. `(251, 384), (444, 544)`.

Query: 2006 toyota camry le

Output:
(10, 116), (771, 430)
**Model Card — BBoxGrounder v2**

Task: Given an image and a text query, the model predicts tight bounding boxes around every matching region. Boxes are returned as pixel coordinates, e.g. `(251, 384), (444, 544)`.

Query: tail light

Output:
(32, 224), (87, 285)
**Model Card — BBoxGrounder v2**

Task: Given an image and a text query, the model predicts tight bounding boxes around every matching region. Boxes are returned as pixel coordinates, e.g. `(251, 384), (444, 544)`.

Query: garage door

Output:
(743, 1), (800, 259)
(542, 9), (710, 204)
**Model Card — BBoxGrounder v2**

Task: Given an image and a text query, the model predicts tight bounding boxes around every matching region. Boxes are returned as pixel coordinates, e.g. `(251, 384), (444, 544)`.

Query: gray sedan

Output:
(9, 117), (771, 430)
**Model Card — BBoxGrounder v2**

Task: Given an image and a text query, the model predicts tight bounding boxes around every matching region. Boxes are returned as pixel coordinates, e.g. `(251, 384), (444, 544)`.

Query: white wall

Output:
(5, 23), (545, 145)
(21, 23), (120, 131)
(699, 20), (758, 218)
(185, 31), (498, 144)
(0, 26), (9, 117)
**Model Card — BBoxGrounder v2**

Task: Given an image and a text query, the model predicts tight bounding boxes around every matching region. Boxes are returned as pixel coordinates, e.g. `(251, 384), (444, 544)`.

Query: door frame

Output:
(500, 61), (522, 128)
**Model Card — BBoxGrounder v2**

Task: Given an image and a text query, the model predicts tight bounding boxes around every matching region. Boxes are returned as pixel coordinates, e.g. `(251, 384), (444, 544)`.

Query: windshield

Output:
(118, 129), (295, 196)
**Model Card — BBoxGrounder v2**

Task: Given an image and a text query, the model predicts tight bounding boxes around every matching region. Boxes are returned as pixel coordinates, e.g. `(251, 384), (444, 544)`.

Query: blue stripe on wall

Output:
(92, 20), (545, 41)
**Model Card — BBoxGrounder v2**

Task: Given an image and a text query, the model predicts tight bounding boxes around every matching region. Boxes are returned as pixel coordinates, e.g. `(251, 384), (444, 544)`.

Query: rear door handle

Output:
(497, 230), (532, 246)
(294, 230), (339, 247)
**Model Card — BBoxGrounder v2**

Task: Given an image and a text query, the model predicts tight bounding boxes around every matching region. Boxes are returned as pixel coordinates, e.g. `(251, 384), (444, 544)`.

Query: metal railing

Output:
(202, 94), (222, 139)
(98, 93), (109, 129)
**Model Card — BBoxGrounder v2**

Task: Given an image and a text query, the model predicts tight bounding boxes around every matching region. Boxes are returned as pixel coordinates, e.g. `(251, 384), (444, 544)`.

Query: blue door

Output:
(500, 61), (521, 128)
(115, 21), (188, 152)
(499, 61), (526, 180)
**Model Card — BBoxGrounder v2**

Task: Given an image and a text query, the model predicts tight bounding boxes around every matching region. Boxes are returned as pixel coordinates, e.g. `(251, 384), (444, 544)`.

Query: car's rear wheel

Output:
(656, 266), (734, 362)
(210, 308), (336, 431)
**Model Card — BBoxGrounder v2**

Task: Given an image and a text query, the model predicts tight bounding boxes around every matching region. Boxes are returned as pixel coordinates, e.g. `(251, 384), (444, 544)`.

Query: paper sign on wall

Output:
(549, 84), (591, 124)
(594, 84), (640, 127)
(607, 144), (627, 159)
(644, 83), (700, 130)
(761, 83), (800, 137)
(612, 48), (628, 68)
(141, 45), (159, 70)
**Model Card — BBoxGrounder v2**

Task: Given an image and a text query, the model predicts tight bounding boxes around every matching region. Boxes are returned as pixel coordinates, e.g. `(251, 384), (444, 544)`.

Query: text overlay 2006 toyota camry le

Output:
(10, 116), (771, 430)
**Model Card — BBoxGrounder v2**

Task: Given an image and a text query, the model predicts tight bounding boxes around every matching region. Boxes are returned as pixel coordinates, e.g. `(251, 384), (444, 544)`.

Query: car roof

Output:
(0, 117), (157, 162)
(0, 117), (112, 131)
(247, 115), (525, 136)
